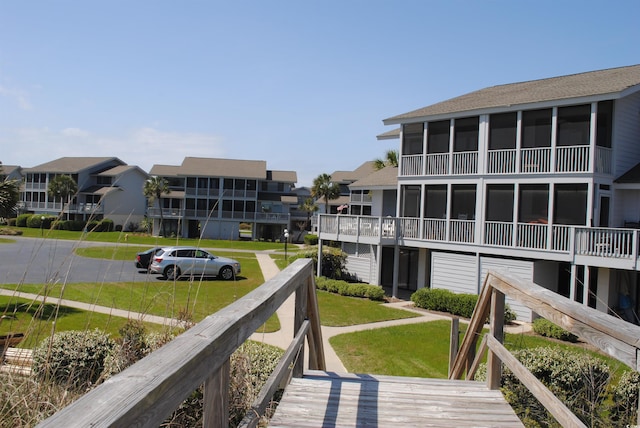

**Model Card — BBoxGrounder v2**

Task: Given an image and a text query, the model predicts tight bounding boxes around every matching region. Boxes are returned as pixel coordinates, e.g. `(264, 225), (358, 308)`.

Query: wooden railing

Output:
(37, 259), (324, 428)
(449, 269), (640, 427)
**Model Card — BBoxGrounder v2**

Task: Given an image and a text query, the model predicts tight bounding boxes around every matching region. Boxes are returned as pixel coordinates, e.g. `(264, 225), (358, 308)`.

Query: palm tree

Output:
(299, 197), (319, 231)
(373, 149), (399, 170)
(143, 176), (171, 236)
(47, 175), (78, 220)
(311, 173), (340, 214)
(0, 164), (19, 218)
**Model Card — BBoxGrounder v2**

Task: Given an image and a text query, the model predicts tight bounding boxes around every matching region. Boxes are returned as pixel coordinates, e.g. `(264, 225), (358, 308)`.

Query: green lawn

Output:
(330, 319), (629, 380)
(316, 290), (418, 326)
(0, 296), (171, 349)
(5, 226), (289, 251)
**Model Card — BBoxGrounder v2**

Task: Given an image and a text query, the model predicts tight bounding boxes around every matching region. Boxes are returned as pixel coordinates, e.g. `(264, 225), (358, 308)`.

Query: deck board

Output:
(269, 370), (524, 427)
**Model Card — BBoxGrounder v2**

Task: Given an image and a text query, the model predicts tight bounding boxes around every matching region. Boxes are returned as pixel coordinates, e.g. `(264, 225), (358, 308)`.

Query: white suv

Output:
(149, 246), (241, 281)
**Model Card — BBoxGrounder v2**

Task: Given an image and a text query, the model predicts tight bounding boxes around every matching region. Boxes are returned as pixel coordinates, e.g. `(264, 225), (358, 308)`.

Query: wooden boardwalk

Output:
(269, 370), (524, 427)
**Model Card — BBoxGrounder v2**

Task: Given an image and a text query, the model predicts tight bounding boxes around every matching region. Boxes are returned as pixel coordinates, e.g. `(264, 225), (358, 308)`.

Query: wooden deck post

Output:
(487, 289), (505, 390)
(293, 278), (308, 378)
(203, 359), (230, 428)
(448, 318), (459, 378)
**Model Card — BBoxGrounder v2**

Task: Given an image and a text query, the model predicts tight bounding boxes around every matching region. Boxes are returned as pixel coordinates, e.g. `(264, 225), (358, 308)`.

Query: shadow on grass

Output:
(1, 301), (82, 322)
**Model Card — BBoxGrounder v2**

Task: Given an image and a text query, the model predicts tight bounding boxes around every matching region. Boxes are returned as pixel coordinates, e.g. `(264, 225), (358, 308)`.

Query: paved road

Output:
(0, 237), (158, 284)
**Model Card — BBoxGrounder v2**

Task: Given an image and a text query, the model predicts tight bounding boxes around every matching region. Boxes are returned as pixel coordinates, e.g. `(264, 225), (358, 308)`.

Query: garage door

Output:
(431, 252), (478, 294)
(480, 256), (533, 322)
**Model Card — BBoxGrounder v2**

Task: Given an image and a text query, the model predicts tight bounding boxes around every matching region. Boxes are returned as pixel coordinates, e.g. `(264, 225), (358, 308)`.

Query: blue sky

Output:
(1, 1), (638, 187)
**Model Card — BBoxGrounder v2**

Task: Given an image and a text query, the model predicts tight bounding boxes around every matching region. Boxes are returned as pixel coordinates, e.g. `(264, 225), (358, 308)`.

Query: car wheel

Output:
(165, 265), (180, 281)
(219, 266), (234, 280)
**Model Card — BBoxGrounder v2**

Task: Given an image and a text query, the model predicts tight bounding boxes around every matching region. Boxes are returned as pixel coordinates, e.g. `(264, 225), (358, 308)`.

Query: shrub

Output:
(0, 227), (22, 236)
(162, 341), (284, 427)
(294, 246), (347, 280)
(304, 234), (318, 245)
(32, 329), (115, 391)
(86, 220), (100, 232)
(96, 218), (114, 232)
(532, 318), (578, 343)
(6, 218), (16, 226)
(16, 214), (30, 227)
(315, 277), (386, 301)
(609, 370), (639, 426)
(411, 288), (516, 322)
(477, 347), (611, 427)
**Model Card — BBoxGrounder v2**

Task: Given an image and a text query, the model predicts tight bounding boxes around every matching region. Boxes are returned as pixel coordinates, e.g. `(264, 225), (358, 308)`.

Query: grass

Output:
(6, 226), (289, 251)
(0, 296), (170, 349)
(316, 290), (418, 326)
(1, 248), (281, 336)
(331, 319), (631, 380)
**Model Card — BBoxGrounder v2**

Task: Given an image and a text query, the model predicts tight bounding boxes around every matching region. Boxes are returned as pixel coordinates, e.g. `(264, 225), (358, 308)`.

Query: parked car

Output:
(135, 247), (163, 270)
(148, 246), (241, 280)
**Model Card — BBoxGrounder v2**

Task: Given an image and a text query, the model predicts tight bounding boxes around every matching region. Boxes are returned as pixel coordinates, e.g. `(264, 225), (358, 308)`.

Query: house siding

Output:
(613, 92), (640, 178)
(343, 243), (378, 284)
(480, 256), (534, 322)
(431, 252), (478, 295)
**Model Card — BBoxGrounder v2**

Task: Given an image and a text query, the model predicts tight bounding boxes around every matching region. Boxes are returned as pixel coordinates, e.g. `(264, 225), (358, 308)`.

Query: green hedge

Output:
(304, 234), (318, 245)
(315, 277), (386, 301)
(410, 287), (517, 322)
(532, 318), (578, 342)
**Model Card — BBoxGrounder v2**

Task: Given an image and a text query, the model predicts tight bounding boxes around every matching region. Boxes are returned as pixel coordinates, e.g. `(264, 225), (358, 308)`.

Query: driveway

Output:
(0, 237), (155, 284)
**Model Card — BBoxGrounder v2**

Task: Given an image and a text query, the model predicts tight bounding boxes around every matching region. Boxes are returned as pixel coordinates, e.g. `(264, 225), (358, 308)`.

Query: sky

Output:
(1, 1), (639, 187)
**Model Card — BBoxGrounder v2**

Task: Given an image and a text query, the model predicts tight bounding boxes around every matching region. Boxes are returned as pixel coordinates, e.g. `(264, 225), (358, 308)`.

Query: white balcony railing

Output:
(556, 145), (589, 172)
(423, 218), (447, 241)
(318, 214), (640, 266)
(517, 223), (548, 249)
(450, 219), (475, 243)
(484, 221), (513, 246)
(487, 149), (517, 174)
(520, 147), (552, 173)
(451, 151), (478, 175)
(425, 153), (449, 175)
(400, 154), (423, 176)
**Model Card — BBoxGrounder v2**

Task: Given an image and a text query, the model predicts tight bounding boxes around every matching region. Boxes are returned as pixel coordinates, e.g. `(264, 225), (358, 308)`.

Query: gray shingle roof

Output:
(25, 157), (124, 173)
(349, 166), (398, 189)
(384, 64), (640, 124)
(331, 161), (377, 183)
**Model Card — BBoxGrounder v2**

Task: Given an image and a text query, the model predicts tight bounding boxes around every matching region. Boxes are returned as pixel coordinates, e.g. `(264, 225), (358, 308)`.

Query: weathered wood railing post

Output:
(487, 288), (505, 390)
(293, 275), (308, 378)
(448, 317), (459, 377)
(203, 359), (230, 428)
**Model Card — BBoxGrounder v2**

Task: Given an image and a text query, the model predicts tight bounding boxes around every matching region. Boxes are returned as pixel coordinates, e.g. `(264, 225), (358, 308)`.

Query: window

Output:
(97, 176), (112, 185)
(454, 117), (479, 152)
(402, 123), (424, 155)
(554, 184), (587, 225)
(451, 185), (476, 220)
(486, 185), (514, 222)
(521, 109), (551, 148)
(424, 185), (447, 218)
(198, 177), (208, 188)
(596, 100), (613, 148)
(427, 120), (450, 154)
(518, 184), (549, 223)
(187, 177), (196, 188)
(557, 104), (590, 146)
(401, 185), (421, 217)
(489, 112), (517, 150)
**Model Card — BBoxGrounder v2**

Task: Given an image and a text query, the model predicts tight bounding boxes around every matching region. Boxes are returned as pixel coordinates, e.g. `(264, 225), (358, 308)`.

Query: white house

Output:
(318, 64), (640, 322)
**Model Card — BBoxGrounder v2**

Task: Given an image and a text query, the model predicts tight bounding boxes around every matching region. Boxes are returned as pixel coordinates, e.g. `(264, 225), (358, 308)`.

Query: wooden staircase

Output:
(1, 347), (33, 376)
(269, 370), (523, 427)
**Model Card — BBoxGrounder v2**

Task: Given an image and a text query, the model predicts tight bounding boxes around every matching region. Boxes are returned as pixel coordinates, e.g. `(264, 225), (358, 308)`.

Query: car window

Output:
(176, 249), (194, 258)
(195, 250), (209, 258)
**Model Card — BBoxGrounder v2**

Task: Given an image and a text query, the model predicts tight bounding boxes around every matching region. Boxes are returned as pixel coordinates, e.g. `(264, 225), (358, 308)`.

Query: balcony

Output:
(402, 145), (612, 177)
(318, 214), (640, 269)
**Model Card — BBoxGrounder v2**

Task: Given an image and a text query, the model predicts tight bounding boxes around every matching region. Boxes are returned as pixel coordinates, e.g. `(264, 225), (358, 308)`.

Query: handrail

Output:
(37, 258), (324, 428)
(450, 269), (640, 426)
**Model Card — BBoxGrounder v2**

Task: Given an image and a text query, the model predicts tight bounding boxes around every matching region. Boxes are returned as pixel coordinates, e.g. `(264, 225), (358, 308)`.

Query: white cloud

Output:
(1, 127), (226, 171)
(0, 84), (32, 110)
